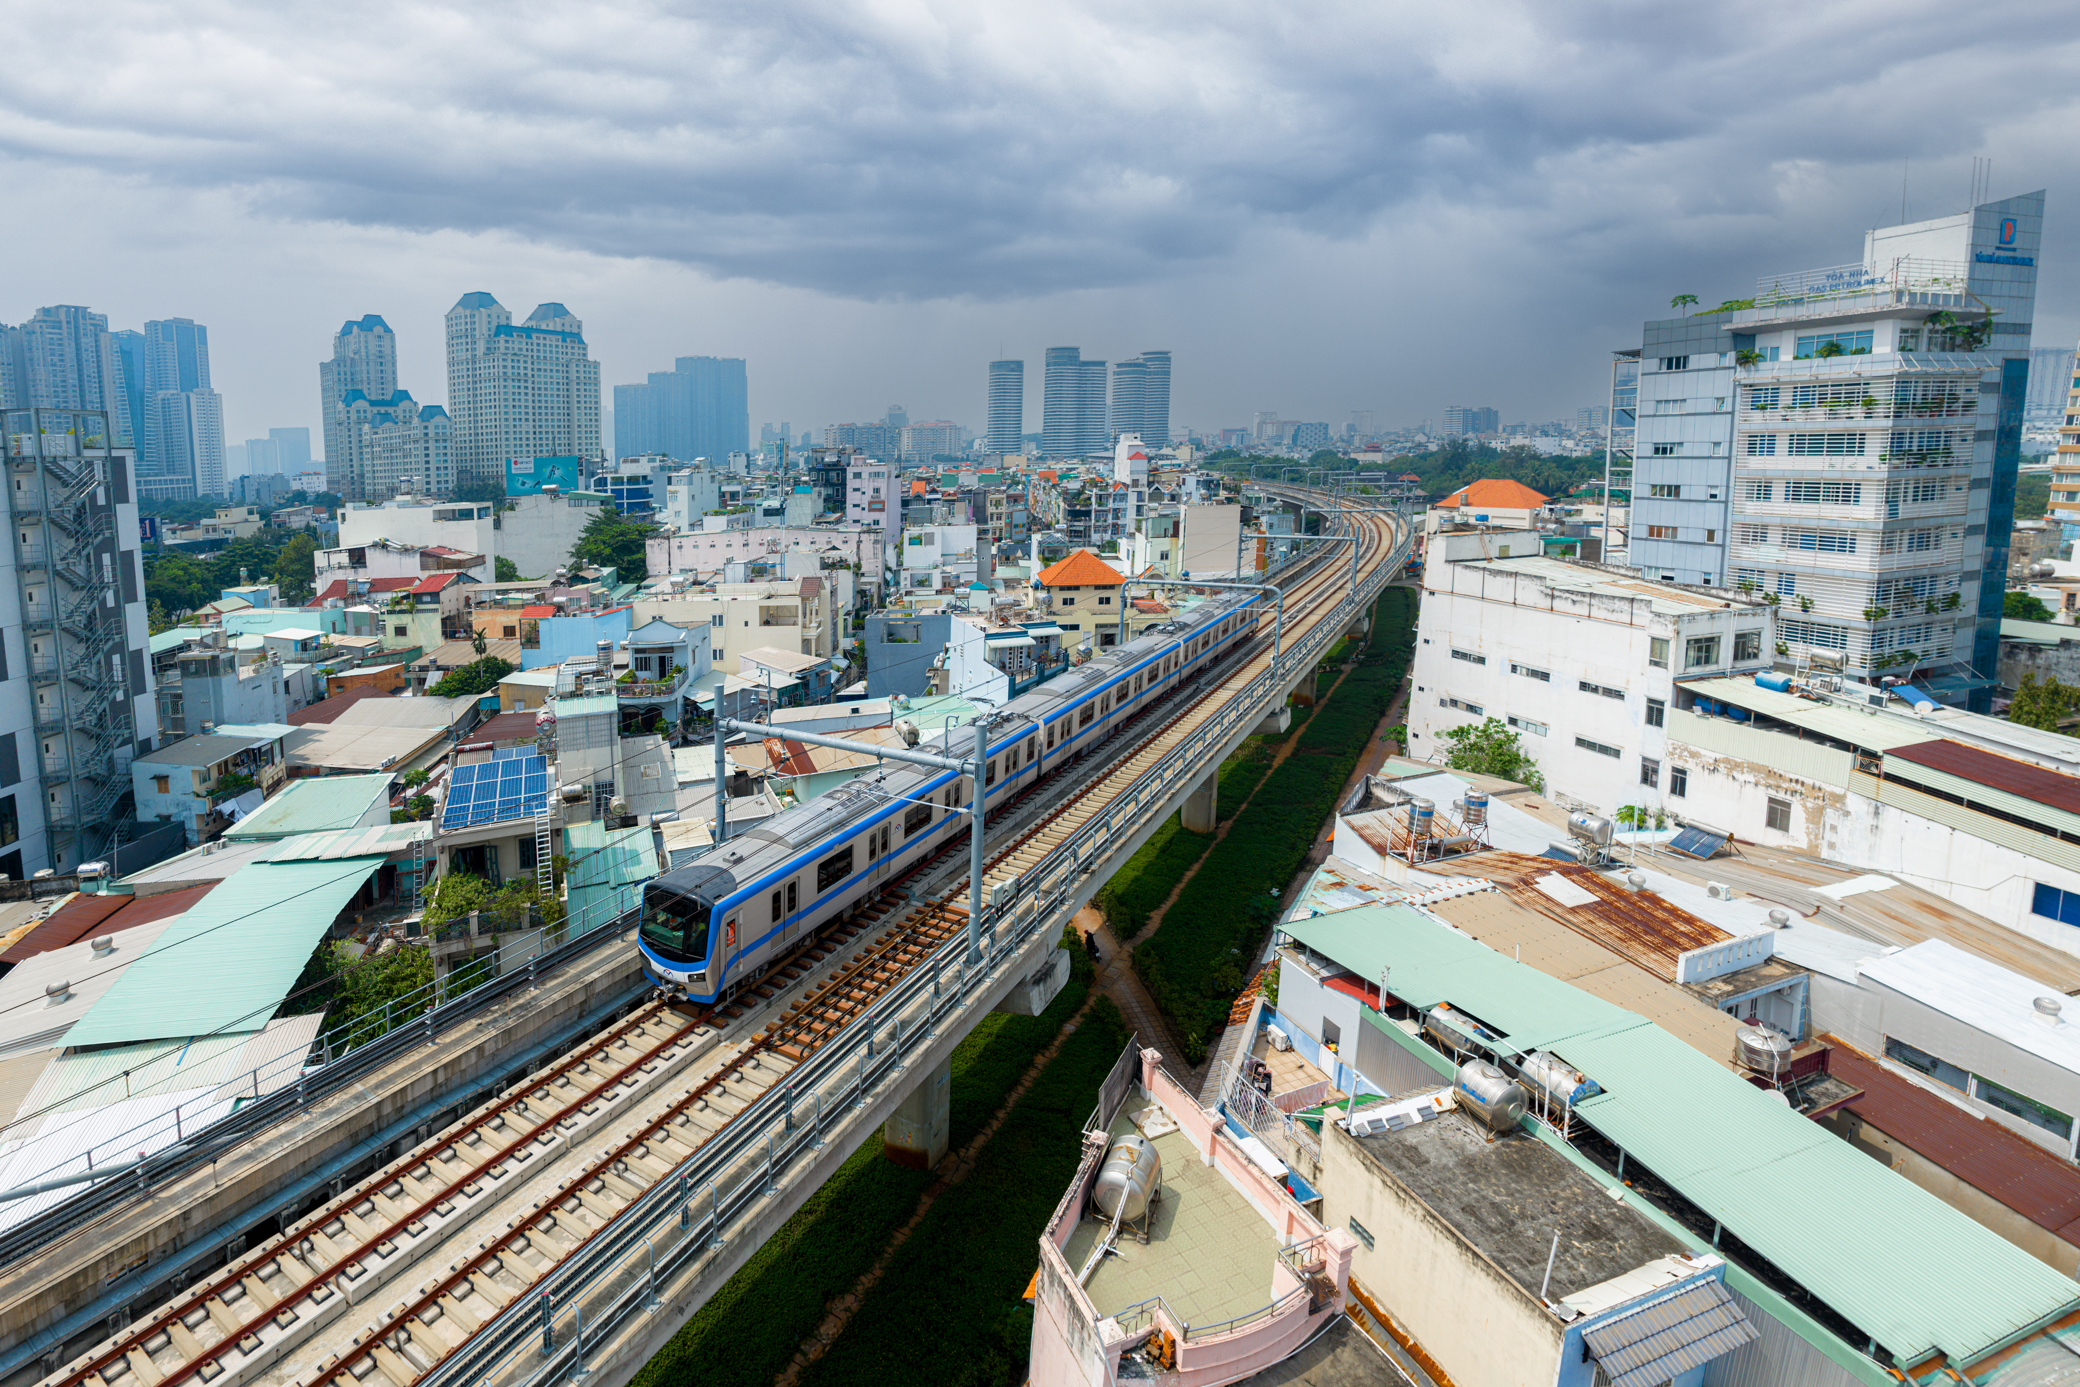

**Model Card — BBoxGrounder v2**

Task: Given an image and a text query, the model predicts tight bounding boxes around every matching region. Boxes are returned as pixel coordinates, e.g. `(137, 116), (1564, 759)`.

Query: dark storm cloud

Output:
(2, 0), (2077, 305)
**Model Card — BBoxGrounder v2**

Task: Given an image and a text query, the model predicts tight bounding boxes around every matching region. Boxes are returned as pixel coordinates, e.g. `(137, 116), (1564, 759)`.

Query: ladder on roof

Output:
(533, 796), (555, 900)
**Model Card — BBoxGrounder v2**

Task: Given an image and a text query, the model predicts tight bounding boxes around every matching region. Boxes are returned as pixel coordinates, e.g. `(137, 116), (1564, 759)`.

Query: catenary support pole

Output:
(969, 719), (987, 966)
(713, 713), (729, 846)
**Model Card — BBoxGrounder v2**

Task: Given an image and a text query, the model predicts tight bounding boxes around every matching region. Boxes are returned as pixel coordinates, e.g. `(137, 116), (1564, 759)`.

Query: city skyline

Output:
(9, 4), (2078, 457)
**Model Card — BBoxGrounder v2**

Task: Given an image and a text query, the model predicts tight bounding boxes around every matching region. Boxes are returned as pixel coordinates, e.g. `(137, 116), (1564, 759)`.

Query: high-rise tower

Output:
(446, 294), (600, 488)
(1041, 348), (1083, 458)
(138, 318), (224, 499)
(613, 356), (748, 462)
(319, 315), (399, 493)
(986, 359), (1024, 453)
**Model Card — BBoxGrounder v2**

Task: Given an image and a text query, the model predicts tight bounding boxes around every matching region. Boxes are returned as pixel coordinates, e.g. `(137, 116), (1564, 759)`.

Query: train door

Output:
(866, 822), (895, 890)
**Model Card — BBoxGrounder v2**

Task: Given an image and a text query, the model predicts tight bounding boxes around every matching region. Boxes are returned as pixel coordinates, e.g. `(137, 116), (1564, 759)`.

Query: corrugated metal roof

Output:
(224, 773), (394, 839)
(1888, 738), (2080, 817)
(1583, 1279), (1757, 1387)
(1858, 939), (2080, 1076)
(65, 858), (386, 1047)
(1681, 677), (1936, 752)
(263, 822), (430, 862)
(565, 821), (656, 928)
(0, 918), (182, 1059)
(556, 694), (619, 718)
(1281, 904), (2080, 1365)
(1825, 1040), (2080, 1243)
(1463, 851), (1731, 979)
(0, 883), (213, 966)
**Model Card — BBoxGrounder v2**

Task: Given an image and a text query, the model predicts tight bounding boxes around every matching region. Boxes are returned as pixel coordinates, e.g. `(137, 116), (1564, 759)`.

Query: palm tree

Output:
(1670, 294), (1699, 313)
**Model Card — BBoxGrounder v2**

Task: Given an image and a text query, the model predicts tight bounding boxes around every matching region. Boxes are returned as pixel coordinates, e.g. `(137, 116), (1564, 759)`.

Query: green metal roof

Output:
(224, 773), (393, 840)
(564, 821), (656, 930)
(66, 857), (388, 1047)
(149, 626), (207, 655)
(1283, 905), (2080, 1366)
(556, 694), (619, 718)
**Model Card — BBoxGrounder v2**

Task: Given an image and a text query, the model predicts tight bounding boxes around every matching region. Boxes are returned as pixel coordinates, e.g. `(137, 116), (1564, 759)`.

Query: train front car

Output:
(638, 863), (732, 1001)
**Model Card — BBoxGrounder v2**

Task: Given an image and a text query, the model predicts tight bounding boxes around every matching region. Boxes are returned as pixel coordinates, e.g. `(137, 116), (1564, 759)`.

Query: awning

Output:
(1581, 1280), (1756, 1387)
(1666, 826), (1729, 860)
(987, 634), (1036, 648)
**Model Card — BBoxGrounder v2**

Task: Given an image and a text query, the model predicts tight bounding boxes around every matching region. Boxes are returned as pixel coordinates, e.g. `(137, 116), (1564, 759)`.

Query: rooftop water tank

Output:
(1567, 812), (1613, 847)
(1091, 1134), (1162, 1222)
(1734, 1024), (1794, 1078)
(1453, 1060), (1527, 1133)
(1409, 799), (1435, 835)
(1519, 1051), (1602, 1106)
(1461, 790), (1488, 825)
(1756, 671), (1793, 693)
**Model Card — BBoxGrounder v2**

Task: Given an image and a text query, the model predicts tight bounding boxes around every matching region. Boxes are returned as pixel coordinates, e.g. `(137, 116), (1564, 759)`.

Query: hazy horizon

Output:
(5, 0), (2079, 452)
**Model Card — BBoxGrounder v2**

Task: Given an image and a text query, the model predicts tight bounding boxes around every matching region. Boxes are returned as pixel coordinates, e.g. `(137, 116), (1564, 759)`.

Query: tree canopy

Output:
(2006, 590), (2055, 622)
(1437, 717), (1545, 792)
(570, 503), (659, 583)
(495, 556), (522, 583)
(431, 656), (516, 698)
(2010, 671), (2080, 731)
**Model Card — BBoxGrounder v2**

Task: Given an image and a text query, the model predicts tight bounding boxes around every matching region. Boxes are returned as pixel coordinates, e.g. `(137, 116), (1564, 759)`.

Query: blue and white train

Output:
(638, 591), (1269, 1004)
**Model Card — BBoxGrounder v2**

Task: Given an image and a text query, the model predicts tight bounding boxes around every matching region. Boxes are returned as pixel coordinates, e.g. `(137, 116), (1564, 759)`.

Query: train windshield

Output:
(639, 885), (711, 965)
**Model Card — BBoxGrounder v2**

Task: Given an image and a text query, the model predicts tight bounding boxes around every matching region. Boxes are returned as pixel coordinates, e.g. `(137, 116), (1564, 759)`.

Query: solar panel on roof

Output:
(440, 754), (550, 829)
(1666, 826), (1728, 860)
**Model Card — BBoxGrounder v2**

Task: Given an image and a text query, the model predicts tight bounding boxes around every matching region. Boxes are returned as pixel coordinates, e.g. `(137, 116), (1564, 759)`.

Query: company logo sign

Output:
(1999, 217), (2018, 247)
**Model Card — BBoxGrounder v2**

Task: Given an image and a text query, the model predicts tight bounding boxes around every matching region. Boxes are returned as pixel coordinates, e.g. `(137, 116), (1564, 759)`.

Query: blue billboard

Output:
(505, 455), (583, 495)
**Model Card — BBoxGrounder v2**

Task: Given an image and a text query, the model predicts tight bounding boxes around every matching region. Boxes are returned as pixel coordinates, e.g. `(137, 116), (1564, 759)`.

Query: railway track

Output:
(40, 500), (1398, 1387)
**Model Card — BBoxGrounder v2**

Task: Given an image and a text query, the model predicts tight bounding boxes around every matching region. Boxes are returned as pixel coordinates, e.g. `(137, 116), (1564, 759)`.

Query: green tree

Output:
(2006, 590), (2055, 622)
(1671, 294), (1699, 312)
(431, 655), (516, 697)
(453, 478), (507, 503)
(273, 533), (318, 602)
(145, 551), (220, 614)
(495, 556), (523, 583)
(299, 939), (435, 1044)
(2016, 474), (2051, 520)
(2011, 672), (2080, 731)
(1438, 717), (1546, 792)
(570, 503), (659, 583)
(471, 627), (488, 656)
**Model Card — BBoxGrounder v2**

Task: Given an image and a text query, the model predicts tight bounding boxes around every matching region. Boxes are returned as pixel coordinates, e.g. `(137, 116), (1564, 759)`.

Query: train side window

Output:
(904, 801), (931, 836)
(724, 916), (739, 953)
(1079, 704), (1093, 727)
(771, 890), (783, 923)
(816, 845), (855, 893)
(1046, 724), (1055, 748)
(787, 881), (799, 913)
(986, 759), (997, 787)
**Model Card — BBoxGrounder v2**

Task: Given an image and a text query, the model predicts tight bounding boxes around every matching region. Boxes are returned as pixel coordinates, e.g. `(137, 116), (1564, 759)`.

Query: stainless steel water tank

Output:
(1453, 1060), (1527, 1133)
(1461, 790), (1488, 825)
(1518, 1050), (1601, 1106)
(1409, 799), (1435, 835)
(1567, 812), (1614, 847)
(1733, 1025), (1793, 1077)
(1091, 1134), (1162, 1222)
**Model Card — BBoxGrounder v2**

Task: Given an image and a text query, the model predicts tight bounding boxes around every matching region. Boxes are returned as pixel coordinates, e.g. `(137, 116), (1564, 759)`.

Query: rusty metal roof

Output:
(1888, 738), (2080, 817)
(0, 884), (217, 968)
(1825, 1040), (2080, 1246)
(1463, 850), (1730, 979)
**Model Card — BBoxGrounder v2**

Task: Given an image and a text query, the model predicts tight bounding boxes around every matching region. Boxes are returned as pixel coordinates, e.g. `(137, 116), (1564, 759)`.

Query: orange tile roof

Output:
(1034, 549), (1126, 588)
(1437, 478), (1550, 509)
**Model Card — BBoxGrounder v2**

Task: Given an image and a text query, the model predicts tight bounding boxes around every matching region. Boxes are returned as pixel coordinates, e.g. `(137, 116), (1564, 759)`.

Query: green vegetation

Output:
(2016, 473), (2050, 520)
(570, 503), (659, 583)
(420, 873), (563, 934)
(2010, 671), (2080, 731)
(431, 656), (515, 698)
(634, 939), (1092, 1387)
(494, 555), (523, 583)
(287, 940), (436, 1044)
(797, 995), (1131, 1387)
(1217, 735), (1278, 819)
(1438, 717), (1546, 792)
(1094, 817), (1214, 941)
(1134, 587), (1415, 1060)
(2007, 589), (2055, 622)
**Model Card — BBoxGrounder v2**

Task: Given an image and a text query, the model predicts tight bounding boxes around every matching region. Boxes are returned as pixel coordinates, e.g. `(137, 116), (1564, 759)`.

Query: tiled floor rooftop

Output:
(1062, 1108), (1284, 1331)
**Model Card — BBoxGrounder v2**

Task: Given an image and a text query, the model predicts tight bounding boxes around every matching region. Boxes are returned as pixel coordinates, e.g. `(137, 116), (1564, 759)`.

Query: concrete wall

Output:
(1318, 1119), (1563, 1387)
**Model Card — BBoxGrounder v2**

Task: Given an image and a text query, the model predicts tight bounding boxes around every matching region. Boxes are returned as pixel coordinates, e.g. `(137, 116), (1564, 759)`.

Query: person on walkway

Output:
(1084, 929), (1102, 965)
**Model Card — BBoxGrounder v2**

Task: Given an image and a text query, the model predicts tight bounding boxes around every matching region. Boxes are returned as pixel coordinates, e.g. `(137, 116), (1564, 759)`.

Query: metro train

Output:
(637, 588), (1270, 1005)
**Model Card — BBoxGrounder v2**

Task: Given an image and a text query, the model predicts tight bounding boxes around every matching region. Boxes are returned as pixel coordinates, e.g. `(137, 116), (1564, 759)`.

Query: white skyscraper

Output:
(445, 294), (601, 489)
(319, 315), (400, 498)
(134, 318), (224, 500)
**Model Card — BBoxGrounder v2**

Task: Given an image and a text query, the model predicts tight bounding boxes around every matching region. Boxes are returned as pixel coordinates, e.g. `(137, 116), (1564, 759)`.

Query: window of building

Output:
(1348, 1216), (1375, 1251)
(1640, 757), (1660, 788)
(1746, 386), (1781, 409)
(1786, 433), (1866, 457)
(1507, 714), (1547, 737)
(1776, 572), (1797, 597)
(1897, 327), (1921, 351)
(1684, 636), (1721, 669)
(1649, 637), (1669, 669)
(0, 797), (15, 848)
(1645, 698), (1665, 728)
(1733, 630), (1762, 662)
(1060, 596), (1075, 606)
(1784, 480), (1863, 505)
(1787, 529), (1857, 553)
(1646, 524), (1677, 539)
(1451, 649), (1486, 665)
(1742, 480), (1774, 502)
(1576, 736), (1622, 758)
(1886, 1036), (1967, 1093)
(1794, 329), (1874, 358)
(1743, 434), (1778, 456)
(1659, 356), (1690, 371)
(1669, 766), (1688, 797)
(152, 776), (170, 796)
(1650, 484), (1680, 498)
(1974, 1074), (2075, 1141)
(2032, 881), (2080, 927)
(1765, 796), (1792, 832)
(1705, 530), (1718, 542)
(1509, 662), (1550, 682)
(816, 845), (855, 893)
(1579, 680), (1625, 700)
(1651, 444), (1678, 457)
(1440, 697), (1483, 715)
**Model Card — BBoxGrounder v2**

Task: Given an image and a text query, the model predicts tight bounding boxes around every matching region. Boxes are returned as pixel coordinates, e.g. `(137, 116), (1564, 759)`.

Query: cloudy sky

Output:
(5, 0), (2079, 451)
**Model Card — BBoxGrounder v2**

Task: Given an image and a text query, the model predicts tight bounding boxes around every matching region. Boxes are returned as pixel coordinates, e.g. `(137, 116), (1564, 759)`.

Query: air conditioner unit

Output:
(1266, 1025), (1292, 1053)
(1707, 882), (1734, 901)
